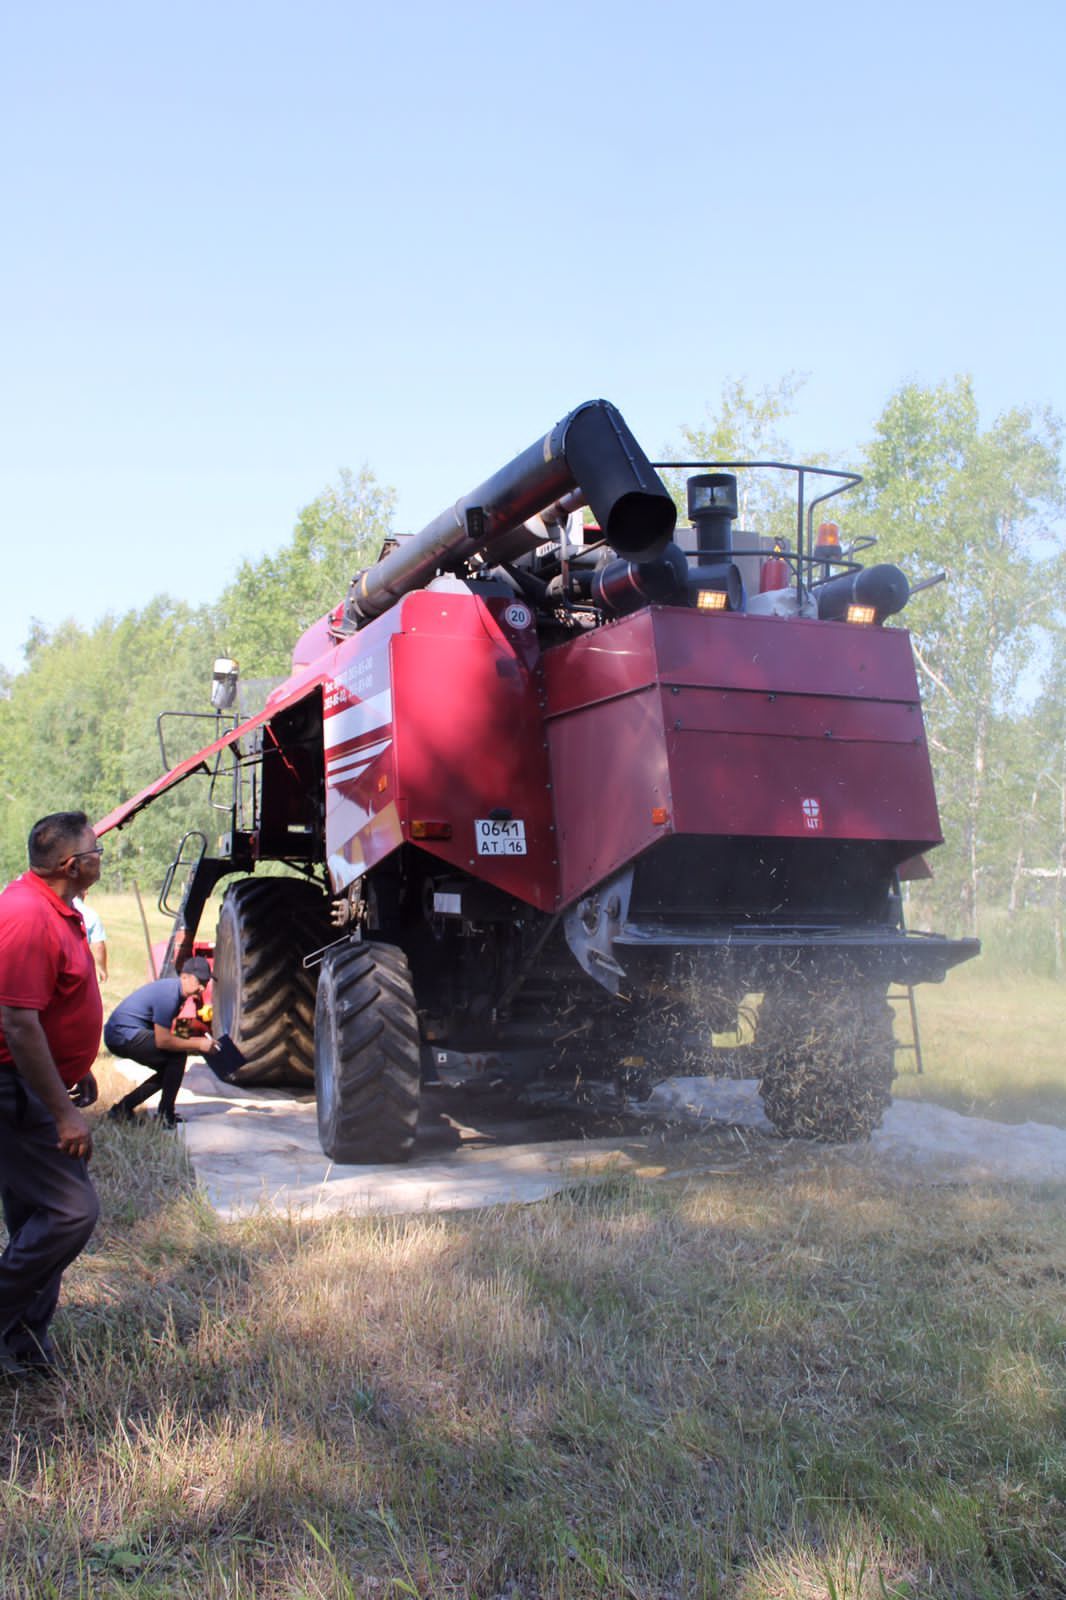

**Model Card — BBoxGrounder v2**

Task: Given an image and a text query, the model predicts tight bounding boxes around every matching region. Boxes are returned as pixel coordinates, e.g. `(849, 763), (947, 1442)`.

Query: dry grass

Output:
(5, 1152), (1066, 1597)
(2, 900), (1064, 1596)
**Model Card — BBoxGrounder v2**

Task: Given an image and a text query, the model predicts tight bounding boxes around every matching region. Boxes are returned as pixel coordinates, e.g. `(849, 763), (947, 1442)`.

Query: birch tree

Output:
(218, 467), (394, 677)
(854, 379), (1065, 937)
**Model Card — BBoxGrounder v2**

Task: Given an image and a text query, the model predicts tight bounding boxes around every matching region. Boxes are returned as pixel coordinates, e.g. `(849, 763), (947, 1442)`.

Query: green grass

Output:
(82, 888), (179, 1008)
(894, 962), (1066, 1127)
(2, 898), (1064, 1597)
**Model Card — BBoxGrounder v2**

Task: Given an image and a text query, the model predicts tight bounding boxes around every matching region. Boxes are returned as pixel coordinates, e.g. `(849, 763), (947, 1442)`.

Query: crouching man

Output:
(105, 957), (217, 1128)
(0, 811), (104, 1379)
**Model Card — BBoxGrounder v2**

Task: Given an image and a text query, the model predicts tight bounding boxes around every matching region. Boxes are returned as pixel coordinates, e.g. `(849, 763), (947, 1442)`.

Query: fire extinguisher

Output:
(759, 545), (791, 593)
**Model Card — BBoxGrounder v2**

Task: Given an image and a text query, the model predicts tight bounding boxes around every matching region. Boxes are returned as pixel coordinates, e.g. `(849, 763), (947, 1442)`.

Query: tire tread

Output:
(315, 940), (420, 1163)
(214, 878), (333, 1087)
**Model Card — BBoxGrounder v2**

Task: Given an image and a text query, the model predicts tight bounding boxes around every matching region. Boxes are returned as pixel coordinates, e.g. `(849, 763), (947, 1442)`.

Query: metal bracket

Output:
(562, 865), (634, 995)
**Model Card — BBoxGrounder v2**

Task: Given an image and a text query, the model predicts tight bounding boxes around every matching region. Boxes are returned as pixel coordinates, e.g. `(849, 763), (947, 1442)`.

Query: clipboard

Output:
(209, 1034), (247, 1082)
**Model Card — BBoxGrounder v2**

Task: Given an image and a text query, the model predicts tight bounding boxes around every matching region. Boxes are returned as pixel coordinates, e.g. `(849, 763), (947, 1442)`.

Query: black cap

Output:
(182, 957), (212, 982)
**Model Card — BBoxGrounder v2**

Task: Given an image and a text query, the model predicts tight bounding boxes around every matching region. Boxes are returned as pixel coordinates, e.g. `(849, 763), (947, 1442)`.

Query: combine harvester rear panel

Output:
(97, 400), (978, 1160)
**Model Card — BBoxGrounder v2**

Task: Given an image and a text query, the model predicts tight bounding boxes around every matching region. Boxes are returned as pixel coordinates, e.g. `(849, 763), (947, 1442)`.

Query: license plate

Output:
(475, 819), (527, 855)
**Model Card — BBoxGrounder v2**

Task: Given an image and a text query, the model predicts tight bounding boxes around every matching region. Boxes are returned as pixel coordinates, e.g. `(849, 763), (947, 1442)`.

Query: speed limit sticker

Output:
(503, 603), (532, 630)
(475, 818), (527, 855)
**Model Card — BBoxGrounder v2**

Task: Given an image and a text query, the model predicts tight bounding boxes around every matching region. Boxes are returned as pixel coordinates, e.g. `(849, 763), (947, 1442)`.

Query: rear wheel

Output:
(314, 940), (421, 1163)
(213, 877), (333, 1087)
(756, 977), (896, 1141)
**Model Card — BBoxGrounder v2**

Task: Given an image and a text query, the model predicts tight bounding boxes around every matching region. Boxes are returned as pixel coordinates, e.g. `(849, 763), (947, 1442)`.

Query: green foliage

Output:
(0, 468), (395, 888)
(0, 600), (227, 887)
(667, 374), (813, 547)
(675, 372), (806, 461)
(853, 377), (1066, 939)
(218, 467), (394, 676)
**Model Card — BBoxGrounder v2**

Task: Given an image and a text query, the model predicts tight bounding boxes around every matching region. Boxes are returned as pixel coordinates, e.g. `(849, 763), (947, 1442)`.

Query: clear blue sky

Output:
(2, 0), (1063, 676)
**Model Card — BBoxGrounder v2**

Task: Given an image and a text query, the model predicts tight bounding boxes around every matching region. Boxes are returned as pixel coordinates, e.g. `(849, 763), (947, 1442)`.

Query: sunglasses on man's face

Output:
(61, 848), (104, 864)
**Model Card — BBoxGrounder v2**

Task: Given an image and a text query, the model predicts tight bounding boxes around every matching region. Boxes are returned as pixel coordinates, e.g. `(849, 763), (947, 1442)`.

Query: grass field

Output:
(893, 963), (1066, 1129)
(1, 897), (1064, 1598)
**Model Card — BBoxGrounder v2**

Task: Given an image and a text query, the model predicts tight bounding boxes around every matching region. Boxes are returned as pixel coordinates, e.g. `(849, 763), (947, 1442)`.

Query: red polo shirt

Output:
(0, 872), (103, 1087)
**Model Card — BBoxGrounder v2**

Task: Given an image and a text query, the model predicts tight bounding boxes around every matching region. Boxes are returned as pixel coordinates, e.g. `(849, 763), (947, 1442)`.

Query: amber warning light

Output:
(411, 820), (453, 840)
(814, 522), (841, 562)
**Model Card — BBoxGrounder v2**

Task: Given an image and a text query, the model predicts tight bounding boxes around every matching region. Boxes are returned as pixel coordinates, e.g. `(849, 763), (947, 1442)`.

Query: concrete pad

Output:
(164, 1062), (1066, 1219)
(173, 1063), (758, 1217)
(652, 1076), (1066, 1185)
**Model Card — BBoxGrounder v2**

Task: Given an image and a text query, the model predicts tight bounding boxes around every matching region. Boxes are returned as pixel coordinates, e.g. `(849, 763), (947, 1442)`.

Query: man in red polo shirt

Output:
(0, 810), (104, 1379)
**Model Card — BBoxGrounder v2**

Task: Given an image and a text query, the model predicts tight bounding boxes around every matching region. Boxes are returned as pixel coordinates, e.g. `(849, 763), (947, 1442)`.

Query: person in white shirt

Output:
(72, 897), (107, 984)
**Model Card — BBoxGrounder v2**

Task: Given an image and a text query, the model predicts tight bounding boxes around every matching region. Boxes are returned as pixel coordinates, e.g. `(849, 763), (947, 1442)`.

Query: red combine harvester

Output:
(96, 400), (978, 1161)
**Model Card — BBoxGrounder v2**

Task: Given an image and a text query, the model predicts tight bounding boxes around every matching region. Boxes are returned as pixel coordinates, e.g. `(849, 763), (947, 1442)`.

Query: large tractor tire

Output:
(756, 977), (896, 1142)
(314, 940), (421, 1164)
(213, 877), (333, 1088)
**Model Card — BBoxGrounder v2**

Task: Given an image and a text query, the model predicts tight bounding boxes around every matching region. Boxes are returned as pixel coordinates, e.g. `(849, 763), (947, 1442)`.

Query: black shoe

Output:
(11, 1341), (57, 1374)
(9, 1326), (57, 1364)
(156, 1112), (184, 1129)
(0, 1342), (56, 1382)
(107, 1101), (136, 1124)
(0, 1345), (28, 1380)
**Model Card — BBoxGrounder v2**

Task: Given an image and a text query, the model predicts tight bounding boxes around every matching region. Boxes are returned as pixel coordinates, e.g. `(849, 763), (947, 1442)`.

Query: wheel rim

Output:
(314, 962), (337, 1128)
(213, 908), (241, 1043)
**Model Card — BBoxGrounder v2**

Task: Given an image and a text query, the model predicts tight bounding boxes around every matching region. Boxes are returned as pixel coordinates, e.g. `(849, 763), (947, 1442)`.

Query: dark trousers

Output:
(106, 1029), (187, 1120)
(0, 1074), (99, 1358)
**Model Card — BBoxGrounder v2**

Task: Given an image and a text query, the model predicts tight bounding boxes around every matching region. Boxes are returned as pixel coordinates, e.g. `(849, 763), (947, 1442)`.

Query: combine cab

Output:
(97, 400), (978, 1160)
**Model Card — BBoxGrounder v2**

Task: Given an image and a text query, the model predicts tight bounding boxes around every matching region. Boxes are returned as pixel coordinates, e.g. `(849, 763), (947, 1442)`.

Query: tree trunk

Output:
(1008, 775), (1045, 914)
(1049, 742), (1056, 979)
(963, 696), (991, 941)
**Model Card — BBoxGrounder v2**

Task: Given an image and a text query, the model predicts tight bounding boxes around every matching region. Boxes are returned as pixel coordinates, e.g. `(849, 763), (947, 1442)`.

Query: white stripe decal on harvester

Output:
(325, 737), (392, 780)
(326, 759), (391, 790)
(323, 689), (392, 751)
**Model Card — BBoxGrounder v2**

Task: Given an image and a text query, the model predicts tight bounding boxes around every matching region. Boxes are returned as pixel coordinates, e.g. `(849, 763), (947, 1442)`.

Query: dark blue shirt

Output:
(105, 978), (184, 1047)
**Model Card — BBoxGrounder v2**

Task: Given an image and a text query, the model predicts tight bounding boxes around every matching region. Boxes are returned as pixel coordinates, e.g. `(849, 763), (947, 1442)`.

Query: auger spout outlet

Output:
(346, 398), (676, 622)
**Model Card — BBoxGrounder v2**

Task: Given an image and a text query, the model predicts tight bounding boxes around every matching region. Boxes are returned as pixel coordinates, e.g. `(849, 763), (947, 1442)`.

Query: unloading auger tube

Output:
(346, 398), (677, 622)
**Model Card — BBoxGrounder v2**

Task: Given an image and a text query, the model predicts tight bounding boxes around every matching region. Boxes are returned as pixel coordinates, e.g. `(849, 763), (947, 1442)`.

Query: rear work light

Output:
(411, 820), (453, 840)
(697, 589), (728, 611)
(845, 604), (877, 625)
